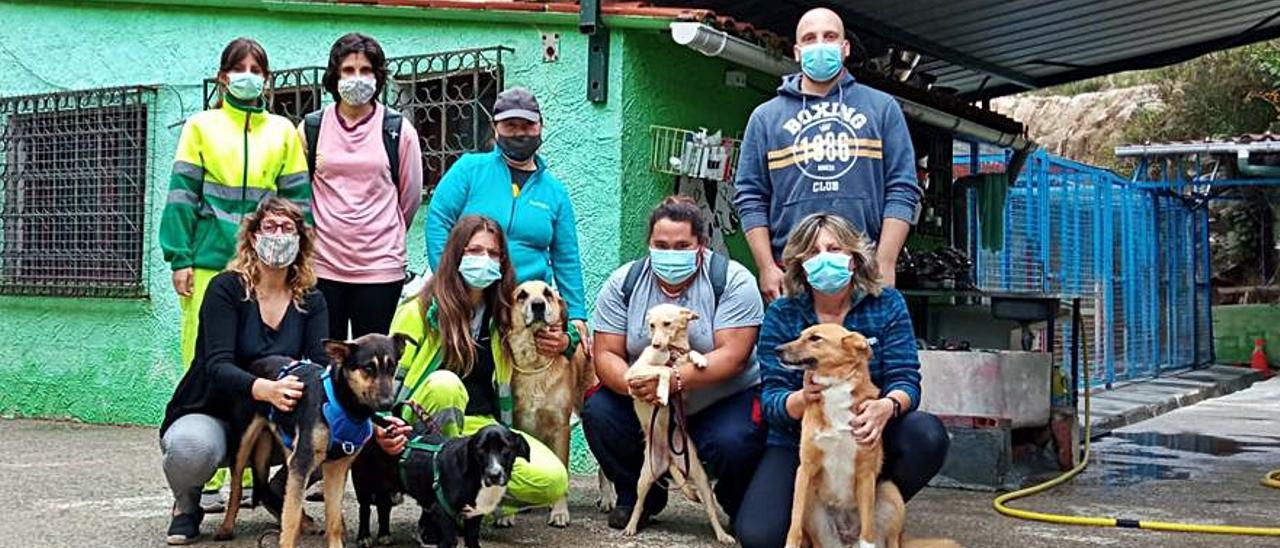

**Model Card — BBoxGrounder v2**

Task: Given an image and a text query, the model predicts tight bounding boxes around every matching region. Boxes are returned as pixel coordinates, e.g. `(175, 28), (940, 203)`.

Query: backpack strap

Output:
(303, 109), (323, 183)
(620, 252), (730, 307)
(708, 251), (729, 308)
(304, 107), (404, 190)
(619, 259), (647, 305)
(382, 107), (404, 190)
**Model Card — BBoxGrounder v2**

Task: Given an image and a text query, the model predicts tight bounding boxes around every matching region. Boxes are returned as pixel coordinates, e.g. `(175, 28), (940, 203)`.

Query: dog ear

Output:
(682, 308), (700, 322)
(842, 333), (870, 353)
(391, 333), (417, 359)
(512, 431), (532, 462)
(323, 339), (356, 364)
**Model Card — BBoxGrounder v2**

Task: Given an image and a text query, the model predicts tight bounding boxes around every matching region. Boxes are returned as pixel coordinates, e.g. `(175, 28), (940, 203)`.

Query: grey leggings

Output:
(161, 413), (229, 515)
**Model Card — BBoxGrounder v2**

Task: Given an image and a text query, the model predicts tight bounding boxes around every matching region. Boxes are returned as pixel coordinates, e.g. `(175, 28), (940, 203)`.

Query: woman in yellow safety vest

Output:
(158, 37), (311, 513)
(374, 215), (567, 541)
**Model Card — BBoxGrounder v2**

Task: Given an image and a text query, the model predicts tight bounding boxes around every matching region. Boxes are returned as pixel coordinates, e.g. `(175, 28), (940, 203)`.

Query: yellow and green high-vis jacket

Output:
(159, 96), (312, 271)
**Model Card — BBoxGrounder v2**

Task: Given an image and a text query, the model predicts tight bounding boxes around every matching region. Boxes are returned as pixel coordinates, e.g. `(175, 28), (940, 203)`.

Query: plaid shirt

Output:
(758, 287), (921, 448)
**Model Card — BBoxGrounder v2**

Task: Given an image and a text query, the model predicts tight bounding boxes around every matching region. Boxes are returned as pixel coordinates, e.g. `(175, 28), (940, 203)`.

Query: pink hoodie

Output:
(305, 103), (423, 284)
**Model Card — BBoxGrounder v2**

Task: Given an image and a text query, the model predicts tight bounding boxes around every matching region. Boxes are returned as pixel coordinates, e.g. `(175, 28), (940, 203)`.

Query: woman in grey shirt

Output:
(581, 195), (765, 533)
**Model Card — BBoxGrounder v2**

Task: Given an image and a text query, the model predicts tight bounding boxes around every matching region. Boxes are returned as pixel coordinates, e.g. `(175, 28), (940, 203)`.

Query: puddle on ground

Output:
(1077, 432), (1280, 487)
(1111, 432), (1280, 456)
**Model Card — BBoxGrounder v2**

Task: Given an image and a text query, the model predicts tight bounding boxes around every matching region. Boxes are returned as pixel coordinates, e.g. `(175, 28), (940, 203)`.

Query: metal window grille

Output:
(203, 67), (325, 123)
(0, 86), (154, 297)
(384, 46), (509, 197)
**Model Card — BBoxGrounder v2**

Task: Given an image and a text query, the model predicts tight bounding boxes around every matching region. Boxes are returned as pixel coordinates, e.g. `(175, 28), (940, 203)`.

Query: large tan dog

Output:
(622, 303), (735, 544)
(508, 281), (596, 526)
(777, 324), (958, 548)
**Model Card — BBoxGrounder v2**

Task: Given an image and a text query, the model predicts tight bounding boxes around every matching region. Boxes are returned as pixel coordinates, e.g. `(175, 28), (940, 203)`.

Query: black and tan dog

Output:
(400, 423), (531, 548)
(508, 280), (595, 527)
(214, 333), (408, 548)
(778, 324), (958, 548)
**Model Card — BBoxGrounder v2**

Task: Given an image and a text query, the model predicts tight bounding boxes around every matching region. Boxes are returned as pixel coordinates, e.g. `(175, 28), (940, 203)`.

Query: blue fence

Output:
(970, 150), (1213, 388)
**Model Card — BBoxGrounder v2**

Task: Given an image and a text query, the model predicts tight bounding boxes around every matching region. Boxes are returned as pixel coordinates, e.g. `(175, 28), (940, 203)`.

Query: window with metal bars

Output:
(203, 67), (325, 124)
(0, 86), (154, 297)
(385, 46), (509, 196)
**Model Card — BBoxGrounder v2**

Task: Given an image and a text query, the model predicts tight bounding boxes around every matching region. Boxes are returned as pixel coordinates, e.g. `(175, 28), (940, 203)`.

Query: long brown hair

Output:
(227, 197), (317, 308)
(420, 216), (515, 377)
(781, 213), (882, 298)
(215, 37), (271, 107)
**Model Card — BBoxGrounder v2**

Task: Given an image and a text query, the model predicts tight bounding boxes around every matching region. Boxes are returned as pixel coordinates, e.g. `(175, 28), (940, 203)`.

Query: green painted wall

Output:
(0, 1), (771, 428)
(1213, 305), (1280, 365)
(617, 31), (778, 268)
(0, 0), (627, 424)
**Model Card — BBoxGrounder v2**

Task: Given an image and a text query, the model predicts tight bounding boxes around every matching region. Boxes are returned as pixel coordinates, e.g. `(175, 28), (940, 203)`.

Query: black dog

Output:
(400, 424), (530, 548)
(353, 402), (453, 548)
(215, 333), (408, 548)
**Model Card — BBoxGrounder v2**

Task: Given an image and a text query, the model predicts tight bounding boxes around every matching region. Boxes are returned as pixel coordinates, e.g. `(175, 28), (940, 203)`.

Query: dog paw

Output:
(357, 536), (374, 548)
(858, 541), (877, 548)
(622, 525), (638, 537)
(716, 532), (737, 545)
(493, 514), (514, 528)
(596, 475), (617, 513)
(301, 513), (322, 535)
(548, 508), (570, 528)
(376, 534), (393, 546)
(213, 527), (234, 541)
(689, 351), (708, 369)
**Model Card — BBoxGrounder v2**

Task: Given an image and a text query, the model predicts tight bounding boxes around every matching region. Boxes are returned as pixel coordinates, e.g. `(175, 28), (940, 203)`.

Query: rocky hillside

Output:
(992, 85), (1162, 165)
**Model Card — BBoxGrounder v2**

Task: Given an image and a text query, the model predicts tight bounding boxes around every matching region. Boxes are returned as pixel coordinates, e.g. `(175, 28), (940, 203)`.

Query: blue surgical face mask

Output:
(803, 251), (853, 294)
(799, 42), (844, 83)
(226, 71), (265, 101)
(459, 254), (502, 289)
(650, 248), (699, 285)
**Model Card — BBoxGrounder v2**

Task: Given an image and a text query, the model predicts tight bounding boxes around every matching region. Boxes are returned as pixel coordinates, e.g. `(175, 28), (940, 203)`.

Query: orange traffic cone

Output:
(1252, 338), (1273, 378)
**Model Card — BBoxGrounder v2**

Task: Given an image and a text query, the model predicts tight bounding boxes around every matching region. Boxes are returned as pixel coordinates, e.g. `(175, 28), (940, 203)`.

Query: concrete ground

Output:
(4, 377), (1280, 547)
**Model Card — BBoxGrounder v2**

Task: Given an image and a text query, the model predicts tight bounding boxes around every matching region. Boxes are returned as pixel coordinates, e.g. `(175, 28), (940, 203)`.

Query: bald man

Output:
(734, 7), (922, 299)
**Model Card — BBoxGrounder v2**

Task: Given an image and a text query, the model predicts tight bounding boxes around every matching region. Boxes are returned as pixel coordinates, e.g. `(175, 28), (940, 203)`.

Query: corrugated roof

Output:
(658, 0), (1280, 99)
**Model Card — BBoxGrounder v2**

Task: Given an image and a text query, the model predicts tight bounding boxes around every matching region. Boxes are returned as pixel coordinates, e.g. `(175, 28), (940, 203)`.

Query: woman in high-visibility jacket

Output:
(158, 37), (311, 511)
(377, 215), (568, 536)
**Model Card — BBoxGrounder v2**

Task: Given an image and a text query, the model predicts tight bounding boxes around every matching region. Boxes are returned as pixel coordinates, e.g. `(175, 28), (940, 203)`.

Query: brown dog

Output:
(622, 303), (735, 544)
(778, 324), (958, 548)
(214, 333), (404, 548)
(508, 280), (596, 527)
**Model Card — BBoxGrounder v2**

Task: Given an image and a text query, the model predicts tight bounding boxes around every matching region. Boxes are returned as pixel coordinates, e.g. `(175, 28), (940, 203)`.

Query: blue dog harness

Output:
(271, 361), (373, 458)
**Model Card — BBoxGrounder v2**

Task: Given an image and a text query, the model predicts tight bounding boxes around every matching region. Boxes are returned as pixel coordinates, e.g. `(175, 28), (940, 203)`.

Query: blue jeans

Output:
(581, 386), (765, 521)
(734, 411), (950, 548)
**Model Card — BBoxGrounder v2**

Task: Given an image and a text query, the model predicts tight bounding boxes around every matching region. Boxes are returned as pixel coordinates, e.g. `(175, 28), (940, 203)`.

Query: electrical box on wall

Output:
(724, 70), (747, 88)
(541, 32), (560, 63)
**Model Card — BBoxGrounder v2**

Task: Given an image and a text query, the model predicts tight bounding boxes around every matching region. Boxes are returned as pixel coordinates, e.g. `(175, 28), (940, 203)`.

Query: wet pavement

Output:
(4, 377), (1280, 547)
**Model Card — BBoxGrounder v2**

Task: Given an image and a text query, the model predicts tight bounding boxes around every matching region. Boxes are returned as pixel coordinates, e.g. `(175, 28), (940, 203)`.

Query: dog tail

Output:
(902, 537), (963, 548)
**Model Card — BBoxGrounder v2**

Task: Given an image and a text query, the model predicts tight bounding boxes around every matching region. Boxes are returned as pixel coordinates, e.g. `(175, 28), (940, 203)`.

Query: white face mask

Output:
(338, 75), (377, 106)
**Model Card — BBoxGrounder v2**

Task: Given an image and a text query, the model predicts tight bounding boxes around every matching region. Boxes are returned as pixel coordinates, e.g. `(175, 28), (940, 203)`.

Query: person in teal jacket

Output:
(426, 86), (588, 351)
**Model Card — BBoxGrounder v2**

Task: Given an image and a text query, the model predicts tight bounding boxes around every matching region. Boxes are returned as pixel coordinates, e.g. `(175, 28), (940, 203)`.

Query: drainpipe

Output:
(668, 22), (1035, 153)
(1237, 149), (1280, 177)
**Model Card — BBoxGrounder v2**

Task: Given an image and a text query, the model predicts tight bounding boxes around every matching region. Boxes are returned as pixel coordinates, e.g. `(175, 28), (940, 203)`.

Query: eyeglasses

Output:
(258, 221), (297, 235)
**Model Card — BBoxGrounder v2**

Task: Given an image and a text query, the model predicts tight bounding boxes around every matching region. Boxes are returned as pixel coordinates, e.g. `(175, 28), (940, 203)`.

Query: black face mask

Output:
(497, 134), (542, 163)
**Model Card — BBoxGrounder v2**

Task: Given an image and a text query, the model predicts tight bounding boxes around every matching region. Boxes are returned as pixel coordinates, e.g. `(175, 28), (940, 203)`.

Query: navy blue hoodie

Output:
(734, 72), (920, 259)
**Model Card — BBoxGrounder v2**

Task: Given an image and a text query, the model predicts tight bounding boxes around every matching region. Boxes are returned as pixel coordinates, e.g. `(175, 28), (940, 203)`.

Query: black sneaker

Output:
(166, 509), (203, 545)
(607, 505), (652, 531)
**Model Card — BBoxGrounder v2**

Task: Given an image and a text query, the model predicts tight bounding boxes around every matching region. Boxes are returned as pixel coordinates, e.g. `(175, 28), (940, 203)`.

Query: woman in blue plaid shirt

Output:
(734, 213), (949, 548)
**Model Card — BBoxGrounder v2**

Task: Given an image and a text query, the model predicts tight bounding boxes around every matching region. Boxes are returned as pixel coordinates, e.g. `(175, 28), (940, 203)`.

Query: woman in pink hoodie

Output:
(302, 33), (423, 341)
